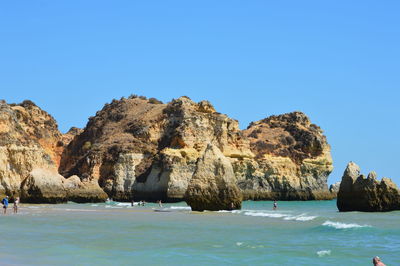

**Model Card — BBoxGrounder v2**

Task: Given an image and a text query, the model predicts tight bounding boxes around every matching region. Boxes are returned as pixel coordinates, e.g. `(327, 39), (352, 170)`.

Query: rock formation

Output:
(20, 168), (67, 203)
(0, 100), (105, 203)
(239, 112), (334, 200)
(1, 96), (335, 207)
(329, 181), (340, 194)
(337, 162), (400, 212)
(0, 100), (62, 199)
(185, 144), (242, 211)
(59, 96), (252, 203)
(20, 168), (107, 203)
(59, 97), (333, 204)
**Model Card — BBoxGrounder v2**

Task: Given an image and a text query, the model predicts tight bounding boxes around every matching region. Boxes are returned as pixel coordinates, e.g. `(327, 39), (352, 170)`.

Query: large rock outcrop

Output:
(238, 112), (334, 200)
(60, 97), (333, 204)
(59, 96), (252, 202)
(185, 144), (242, 211)
(337, 162), (400, 212)
(1, 96), (335, 206)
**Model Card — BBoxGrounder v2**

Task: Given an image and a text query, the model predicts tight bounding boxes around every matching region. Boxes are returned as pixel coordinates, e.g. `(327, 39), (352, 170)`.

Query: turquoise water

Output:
(1, 200), (399, 265)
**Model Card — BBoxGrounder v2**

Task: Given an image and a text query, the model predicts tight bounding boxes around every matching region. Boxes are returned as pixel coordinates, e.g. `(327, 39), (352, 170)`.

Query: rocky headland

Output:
(0, 95), (335, 209)
(337, 162), (400, 212)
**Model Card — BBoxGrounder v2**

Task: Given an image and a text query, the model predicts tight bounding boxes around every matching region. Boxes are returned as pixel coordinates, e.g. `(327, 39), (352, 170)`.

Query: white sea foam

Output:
(91, 204), (99, 207)
(295, 216), (317, 221)
(322, 221), (371, 229)
(105, 205), (123, 209)
(236, 242), (243, 246)
(116, 202), (132, 207)
(284, 215), (317, 221)
(317, 250), (331, 257)
(242, 210), (317, 222)
(169, 206), (191, 210)
(243, 211), (288, 218)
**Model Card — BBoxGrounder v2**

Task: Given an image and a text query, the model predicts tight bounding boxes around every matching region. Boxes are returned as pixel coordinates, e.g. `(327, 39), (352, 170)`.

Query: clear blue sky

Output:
(1, 1), (399, 185)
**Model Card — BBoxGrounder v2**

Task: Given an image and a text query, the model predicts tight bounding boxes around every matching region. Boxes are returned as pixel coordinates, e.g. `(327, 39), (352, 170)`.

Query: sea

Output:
(0, 200), (399, 265)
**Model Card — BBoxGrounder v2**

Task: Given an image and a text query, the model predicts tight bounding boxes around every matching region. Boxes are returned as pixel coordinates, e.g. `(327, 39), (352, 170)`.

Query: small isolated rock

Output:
(185, 144), (242, 211)
(337, 162), (400, 212)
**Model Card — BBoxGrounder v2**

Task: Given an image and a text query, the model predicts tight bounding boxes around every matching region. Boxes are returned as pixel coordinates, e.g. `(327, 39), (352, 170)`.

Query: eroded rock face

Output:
(329, 181), (340, 194)
(337, 162), (400, 212)
(0, 100), (107, 202)
(60, 96), (252, 202)
(1, 96), (335, 205)
(0, 100), (61, 198)
(239, 112), (334, 200)
(64, 175), (108, 203)
(20, 168), (107, 203)
(185, 144), (242, 211)
(20, 168), (67, 203)
(60, 98), (334, 203)
(59, 97), (167, 201)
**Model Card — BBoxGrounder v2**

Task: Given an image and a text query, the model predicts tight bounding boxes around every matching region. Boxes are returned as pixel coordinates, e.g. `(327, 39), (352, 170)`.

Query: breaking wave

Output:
(283, 214), (317, 221)
(169, 206), (191, 210)
(243, 211), (288, 218)
(317, 250), (331, 257)
(116, 202), (132, 207)
(243, 211), (317, 221)
(322, 221), (371, 229)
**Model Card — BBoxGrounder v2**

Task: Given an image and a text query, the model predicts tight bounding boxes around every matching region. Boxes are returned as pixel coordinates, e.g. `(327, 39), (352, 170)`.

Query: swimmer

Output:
(372, 256), (386, 266)
(273, 200), (277, 210)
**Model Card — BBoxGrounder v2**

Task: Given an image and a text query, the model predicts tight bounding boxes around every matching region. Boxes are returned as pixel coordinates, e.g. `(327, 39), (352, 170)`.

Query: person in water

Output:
(13, 197), (19, 214)
(158, 200), (163, 208)
(273, 200), (277, 210)
(372, 256), (386, 266)
(2, 196), (9, 214)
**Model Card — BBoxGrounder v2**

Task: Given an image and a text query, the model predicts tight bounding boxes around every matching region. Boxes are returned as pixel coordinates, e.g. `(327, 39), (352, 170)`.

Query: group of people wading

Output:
(1, 196), (19, 214)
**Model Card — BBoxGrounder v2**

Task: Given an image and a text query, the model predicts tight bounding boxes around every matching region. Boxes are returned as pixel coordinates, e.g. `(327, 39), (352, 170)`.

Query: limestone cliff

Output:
(59, 96), (252, 202)
(60, 97), (333, 203)
(0, 100), (98, 202)
(0, 100), (61, 198)
(239, 112), (334, 200)
(337, 162), (400, 212)
(1, 96), (334, 205)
